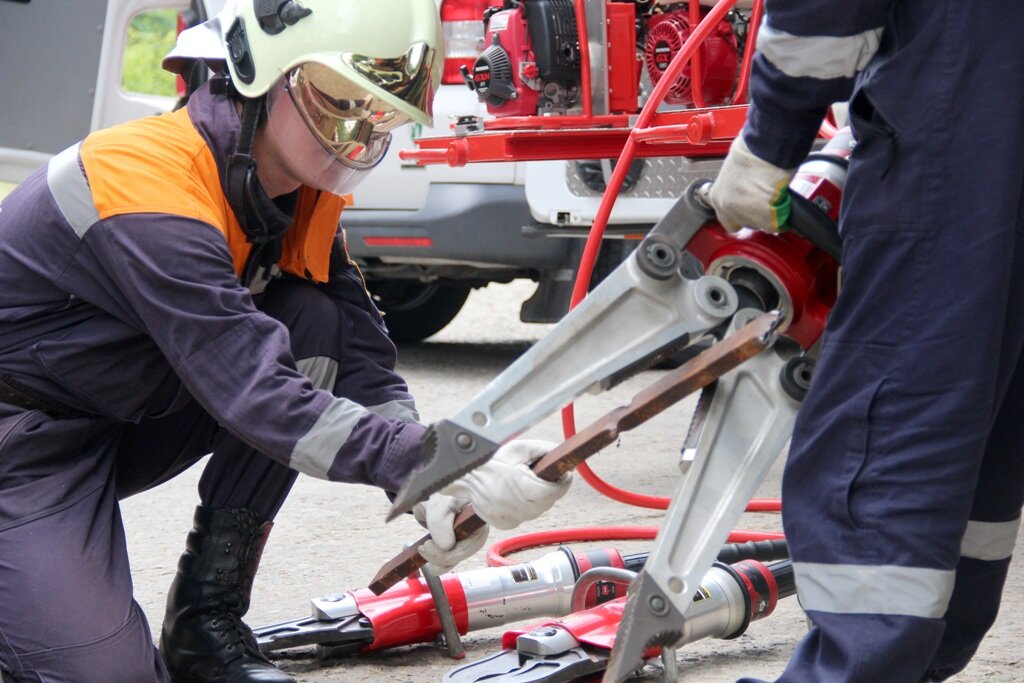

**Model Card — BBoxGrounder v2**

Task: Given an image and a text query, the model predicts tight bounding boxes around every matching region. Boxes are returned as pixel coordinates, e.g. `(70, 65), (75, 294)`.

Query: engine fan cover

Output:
(644, 10), (738, 106)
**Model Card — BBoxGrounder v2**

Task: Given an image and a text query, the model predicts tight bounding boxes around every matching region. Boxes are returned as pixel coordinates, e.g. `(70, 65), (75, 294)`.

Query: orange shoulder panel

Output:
(79, 108), (344, 282)
(79, 108), (252, 277)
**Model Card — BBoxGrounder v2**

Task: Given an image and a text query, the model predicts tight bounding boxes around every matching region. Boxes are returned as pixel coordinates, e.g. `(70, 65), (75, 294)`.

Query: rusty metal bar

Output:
(367, 311), (781, 595)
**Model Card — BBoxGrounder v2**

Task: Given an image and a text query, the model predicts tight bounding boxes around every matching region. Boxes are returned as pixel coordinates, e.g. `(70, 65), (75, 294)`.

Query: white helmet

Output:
(164, 0), (442, 194)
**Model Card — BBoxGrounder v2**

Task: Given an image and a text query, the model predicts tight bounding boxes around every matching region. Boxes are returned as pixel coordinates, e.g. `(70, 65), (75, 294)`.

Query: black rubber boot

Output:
(160, 506), (294, 683)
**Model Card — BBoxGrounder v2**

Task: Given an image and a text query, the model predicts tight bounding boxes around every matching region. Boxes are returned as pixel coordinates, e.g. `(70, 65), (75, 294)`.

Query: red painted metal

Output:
(689, 0), (705, 107)
(500, 598), (660, 657)
(732, 560), (781, 622)
(732, 0), (763, 105)
(408, 0), (762, 167)
(401, 106), (748, 165)
(606, 1), (640, 114)
(440, 0), (504, 85)
(685, 225), (838, 350)
(571, 548), (630, 607)
(480, 5), (543, 116)
(483, 113), (629, 130)
(355, 574), (470, 651)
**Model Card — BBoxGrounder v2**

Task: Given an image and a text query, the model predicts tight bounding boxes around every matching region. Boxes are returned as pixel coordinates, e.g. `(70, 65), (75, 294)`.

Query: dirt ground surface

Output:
(122, 280), (1024, 683)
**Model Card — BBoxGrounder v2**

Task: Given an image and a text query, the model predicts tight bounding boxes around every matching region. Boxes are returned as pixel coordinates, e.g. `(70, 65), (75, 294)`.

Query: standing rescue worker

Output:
(708, 0), (1024, 681)
(0, 1), (571, 682)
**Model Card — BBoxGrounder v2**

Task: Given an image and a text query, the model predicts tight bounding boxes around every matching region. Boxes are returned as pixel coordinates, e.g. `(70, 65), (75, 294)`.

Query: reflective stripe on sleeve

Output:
(757, 23), (883, 80)
(296, 356), (339, 391)
(289, 396), (368, 479)
(961, 518), (1021, 562)
(368, 398), (420, 423)
(47, 143), (100, 238)
(793, 562), (954, 619)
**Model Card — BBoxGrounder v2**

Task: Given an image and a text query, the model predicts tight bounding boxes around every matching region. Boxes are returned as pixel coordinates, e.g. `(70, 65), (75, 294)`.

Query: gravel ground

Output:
(122, 280), (1024, 682)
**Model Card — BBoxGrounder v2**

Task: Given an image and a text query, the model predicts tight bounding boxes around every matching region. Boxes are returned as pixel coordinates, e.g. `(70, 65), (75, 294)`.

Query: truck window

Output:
(122, 9), (179, 97)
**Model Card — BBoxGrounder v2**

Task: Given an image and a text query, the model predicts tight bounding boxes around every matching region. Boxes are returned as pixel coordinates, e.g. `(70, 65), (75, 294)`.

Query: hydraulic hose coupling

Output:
(789, 127), (855, 222)
(677, 559), (795, 644)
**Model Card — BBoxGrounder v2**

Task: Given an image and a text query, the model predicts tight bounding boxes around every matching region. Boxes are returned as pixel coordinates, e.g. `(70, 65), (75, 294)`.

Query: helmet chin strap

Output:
(225, 95), (286, 246)
(223, 93), (293, 286)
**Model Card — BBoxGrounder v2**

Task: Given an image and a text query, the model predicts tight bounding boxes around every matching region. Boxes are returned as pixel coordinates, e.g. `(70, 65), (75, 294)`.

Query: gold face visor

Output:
(287, 64), (408, 170)
(339, 40), (437, 122)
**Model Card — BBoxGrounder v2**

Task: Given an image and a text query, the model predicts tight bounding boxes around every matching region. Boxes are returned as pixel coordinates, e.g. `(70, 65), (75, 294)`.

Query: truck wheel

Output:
(369, 280), (472, 343)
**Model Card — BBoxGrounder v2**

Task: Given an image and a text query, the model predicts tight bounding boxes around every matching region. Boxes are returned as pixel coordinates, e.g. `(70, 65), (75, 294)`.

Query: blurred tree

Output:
(121, 9), (177, 96)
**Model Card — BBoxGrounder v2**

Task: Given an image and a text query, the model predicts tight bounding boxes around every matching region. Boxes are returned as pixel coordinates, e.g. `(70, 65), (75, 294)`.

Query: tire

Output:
(368, 280), (472, 343)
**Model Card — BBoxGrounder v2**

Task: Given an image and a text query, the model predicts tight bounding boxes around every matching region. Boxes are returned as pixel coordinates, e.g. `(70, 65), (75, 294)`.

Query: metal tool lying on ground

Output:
(253, 540), (790, 663)
(445, 558), (796, 683)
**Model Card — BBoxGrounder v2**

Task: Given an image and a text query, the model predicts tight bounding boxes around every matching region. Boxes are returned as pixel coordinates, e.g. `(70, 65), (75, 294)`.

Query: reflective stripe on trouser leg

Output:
(926, 333), (1024, 679)
(761, 2), (1024, 681)
(792, 563), (954, 618)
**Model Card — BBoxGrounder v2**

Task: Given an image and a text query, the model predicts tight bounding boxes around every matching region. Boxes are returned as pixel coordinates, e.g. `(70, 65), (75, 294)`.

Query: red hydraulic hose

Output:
(488, 527), (785, 566)
(563, 0), (741, 509)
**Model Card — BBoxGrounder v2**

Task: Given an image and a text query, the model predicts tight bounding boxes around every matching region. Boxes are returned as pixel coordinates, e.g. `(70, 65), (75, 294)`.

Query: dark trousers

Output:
(746, 1), (1024, 681)
(0, 279), (389, 682)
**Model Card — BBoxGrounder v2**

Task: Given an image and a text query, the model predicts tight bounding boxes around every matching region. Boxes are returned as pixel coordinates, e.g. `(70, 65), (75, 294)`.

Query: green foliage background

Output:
(121, 9), (178, 97)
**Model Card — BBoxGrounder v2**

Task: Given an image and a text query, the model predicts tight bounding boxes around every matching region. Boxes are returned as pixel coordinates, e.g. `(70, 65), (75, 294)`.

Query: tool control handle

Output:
(695, 180), (843, 262)
(786, 192), (843, 262)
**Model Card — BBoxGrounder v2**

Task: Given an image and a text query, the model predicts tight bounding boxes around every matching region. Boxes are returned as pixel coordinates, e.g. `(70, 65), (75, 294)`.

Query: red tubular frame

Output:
(689, 0), (706, 108)
(400, 0), (770, 167)
(574, 0), (593, 117)
(732, 0), (763, 104)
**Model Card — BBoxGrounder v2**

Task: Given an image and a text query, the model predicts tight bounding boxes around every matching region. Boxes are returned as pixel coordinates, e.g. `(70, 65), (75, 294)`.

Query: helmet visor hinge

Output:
(255, 0), (313, 36)
(226, 18), (256, 84)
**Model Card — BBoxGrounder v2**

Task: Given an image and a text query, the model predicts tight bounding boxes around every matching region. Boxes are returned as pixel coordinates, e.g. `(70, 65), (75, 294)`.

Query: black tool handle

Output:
(787, 192), (843, 263)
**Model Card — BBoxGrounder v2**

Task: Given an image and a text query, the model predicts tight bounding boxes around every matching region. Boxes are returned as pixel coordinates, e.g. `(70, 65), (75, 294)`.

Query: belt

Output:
(0, 375), (86, 420)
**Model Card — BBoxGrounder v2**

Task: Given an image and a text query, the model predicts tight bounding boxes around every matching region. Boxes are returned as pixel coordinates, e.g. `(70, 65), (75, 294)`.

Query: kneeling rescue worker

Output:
(0, 1), (571, 681)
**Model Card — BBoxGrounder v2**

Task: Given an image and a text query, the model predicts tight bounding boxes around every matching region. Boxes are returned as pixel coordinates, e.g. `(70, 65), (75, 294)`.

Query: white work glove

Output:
(707, 135), (797, 233)
(414, 493), (489, 575)
(440, 439), (571, 530)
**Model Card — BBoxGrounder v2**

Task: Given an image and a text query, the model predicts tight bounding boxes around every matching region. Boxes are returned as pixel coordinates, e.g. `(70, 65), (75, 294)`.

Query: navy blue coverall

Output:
(737, 1), (1024, 680)
(0, 84), (424, 681)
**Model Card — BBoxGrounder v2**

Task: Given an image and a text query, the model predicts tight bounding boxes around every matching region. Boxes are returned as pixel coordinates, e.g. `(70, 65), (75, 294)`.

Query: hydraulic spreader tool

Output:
(376, 169), (839, 679)
(371, 0), (851, 677)
(382, 128), (849, 679)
